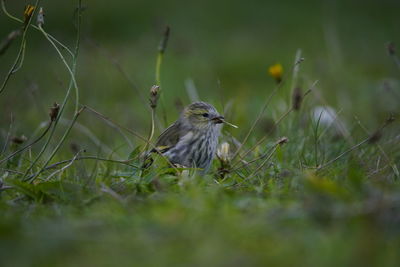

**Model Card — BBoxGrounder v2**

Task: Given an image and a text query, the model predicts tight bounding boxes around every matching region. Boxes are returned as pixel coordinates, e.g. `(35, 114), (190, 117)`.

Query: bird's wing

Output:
(152, 121), (183, 153)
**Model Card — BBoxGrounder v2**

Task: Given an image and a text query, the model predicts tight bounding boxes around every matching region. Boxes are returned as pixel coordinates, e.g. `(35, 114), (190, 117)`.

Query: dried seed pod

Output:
(387, 42), (396, 55)
(37, 7), (45, 27)
(386, 113), (395, 124)
(277, 137), (289, 145)
(217, 142), (230, 164)
(295, 57), (305, 65)
(11, 135), (27, 144)
(0, 30), (22, 56)
(149, 85), (160, 109)
(158, 26), (170, 54)
(368, 130), (382, 144)
(292, 87), (302, 111)
(49, 102), (60, 121)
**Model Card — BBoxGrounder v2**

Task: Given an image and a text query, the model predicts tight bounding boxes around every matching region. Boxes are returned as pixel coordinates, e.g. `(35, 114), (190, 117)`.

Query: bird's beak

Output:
(211, 115), (225, 124)
(211, 116), (238, 128)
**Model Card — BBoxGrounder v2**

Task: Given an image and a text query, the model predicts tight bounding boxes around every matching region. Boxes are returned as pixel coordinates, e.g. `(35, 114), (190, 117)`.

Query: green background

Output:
(1, 0), (400, 266)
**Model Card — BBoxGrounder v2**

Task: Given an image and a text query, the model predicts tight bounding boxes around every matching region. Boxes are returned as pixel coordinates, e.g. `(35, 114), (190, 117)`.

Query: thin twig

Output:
(24, 155), (139, 182)
(29, 0), (83, 182)
(59, 118), (116, 154)
(232, 52), (305, 162)
(316, 138), (370, 170)
(387, 43), (400, 72)
(85, 105), (149, 143)
(0, 29), (21, 56)
(0, 121), (52, 166)
(85, 38), (145, 103)
(44, 150), (84, 181)
(1, 0), (74, 57)
(84, 105), (178, 171)
(311, 85), (352, 143)
(0, 168), (24, 175)
(231, 82), (282, 161)
(0, 0), (40, 95)
(38, 24), (79, 113)
(354, 116), (399, 178)
(231, 82), (316, 168)
(290, 49), (303, 106)
(1, 113), (13, 155)
(316, 118), (394, 171)
(21, 1), (82, 178)
(230, 144), (278, 172)
(156, 26), (170, 126)
(234, 144), (279, 186)
(27, 107), (85, 183)
(101, 183), (125, 203)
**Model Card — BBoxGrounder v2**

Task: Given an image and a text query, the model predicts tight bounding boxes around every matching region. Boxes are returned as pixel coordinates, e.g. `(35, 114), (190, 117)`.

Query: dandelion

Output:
(268, 63), (283, 83)
(23, 5), (35, 25)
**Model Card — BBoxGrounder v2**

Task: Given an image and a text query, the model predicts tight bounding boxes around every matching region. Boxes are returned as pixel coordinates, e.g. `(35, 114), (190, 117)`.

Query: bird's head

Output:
(181, 102), (225, 130)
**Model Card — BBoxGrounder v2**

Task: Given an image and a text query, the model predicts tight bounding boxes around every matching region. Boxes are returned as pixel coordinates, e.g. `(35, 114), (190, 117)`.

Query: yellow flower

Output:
(23, 5), (35, 24)
(268, 63), (283, 83)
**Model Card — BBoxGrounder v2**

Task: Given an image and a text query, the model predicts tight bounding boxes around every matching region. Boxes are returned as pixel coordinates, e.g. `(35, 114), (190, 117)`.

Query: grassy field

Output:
(1, 0), (400, 266)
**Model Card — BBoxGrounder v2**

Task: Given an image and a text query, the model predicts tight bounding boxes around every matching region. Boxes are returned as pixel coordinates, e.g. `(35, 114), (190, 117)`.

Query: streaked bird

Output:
(150, 101), (237, 173)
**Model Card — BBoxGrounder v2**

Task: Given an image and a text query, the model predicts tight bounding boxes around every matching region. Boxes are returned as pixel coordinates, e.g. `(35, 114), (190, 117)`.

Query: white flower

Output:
(217, 142), (230, 163)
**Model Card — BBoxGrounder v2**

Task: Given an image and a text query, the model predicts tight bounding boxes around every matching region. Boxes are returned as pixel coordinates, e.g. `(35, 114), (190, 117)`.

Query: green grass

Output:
(1, 0), (400, 266)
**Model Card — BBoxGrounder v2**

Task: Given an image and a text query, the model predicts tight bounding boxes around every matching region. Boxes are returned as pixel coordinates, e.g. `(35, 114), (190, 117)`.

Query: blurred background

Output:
(1, 1), (400, 266)
(1, 0), (399, 154)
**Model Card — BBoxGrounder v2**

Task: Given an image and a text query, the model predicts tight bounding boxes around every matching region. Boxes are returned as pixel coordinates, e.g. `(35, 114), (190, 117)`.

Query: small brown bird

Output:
(151, 101), (236, 173)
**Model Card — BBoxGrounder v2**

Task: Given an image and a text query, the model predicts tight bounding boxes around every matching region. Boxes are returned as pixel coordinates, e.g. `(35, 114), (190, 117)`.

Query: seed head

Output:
(158, 26), (170, 54)
(292, 87), (303, 111)
(49, 102), (60, 121)
(295, 57), (305, 66)
(0, 30), (21, 56)
(368, 130), (382, 144)
(37, 7), (45, 27)
(387, 42), (396, 55)
(217, 142), (230, 164)
(149, 85), (160, 109)
(11, 135), (27, 145)
(386, 113), (395, 124)
(277, 137), (289, 145)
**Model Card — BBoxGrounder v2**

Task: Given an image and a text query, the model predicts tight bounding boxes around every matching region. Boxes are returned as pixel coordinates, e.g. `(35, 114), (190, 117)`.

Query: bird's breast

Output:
(164, 127), (220, 171)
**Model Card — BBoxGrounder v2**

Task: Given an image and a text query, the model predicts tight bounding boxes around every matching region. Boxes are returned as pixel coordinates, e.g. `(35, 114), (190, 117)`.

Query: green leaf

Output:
(127, 145), (142, 161)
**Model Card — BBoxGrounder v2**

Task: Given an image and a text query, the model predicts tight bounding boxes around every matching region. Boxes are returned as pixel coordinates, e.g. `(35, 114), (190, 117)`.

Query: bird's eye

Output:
(202, 113), (209, 118)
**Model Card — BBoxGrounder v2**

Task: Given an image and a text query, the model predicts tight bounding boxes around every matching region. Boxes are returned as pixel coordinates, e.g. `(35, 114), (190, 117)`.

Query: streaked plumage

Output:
(152, 102), (224, 172)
